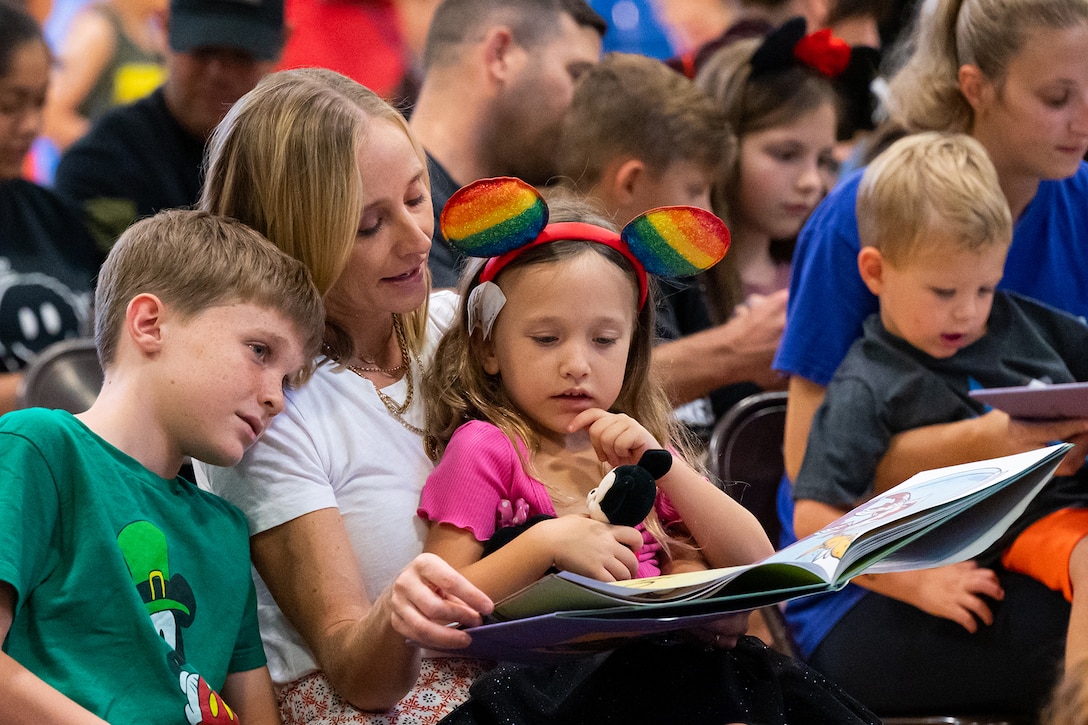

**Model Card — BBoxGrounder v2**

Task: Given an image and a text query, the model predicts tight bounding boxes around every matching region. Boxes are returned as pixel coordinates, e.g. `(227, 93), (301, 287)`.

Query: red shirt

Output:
(278, 0), (407, 98)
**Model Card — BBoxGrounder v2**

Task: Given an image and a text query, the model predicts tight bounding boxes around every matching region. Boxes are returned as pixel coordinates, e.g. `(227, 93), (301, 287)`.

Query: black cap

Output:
(169, 0), (285, 61)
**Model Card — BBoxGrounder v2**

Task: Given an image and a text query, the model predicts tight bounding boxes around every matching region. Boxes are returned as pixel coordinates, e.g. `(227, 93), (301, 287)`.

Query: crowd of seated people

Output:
(3, 0), (1088, 721)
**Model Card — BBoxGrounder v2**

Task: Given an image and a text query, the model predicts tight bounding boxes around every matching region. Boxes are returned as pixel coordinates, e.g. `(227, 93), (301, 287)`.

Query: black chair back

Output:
(707, 390), (788, 546)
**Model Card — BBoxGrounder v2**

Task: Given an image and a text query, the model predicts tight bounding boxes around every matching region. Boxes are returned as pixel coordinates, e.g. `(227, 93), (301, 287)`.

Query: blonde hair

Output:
(95, 209), (325, 376)
(886, 0), (1088, 133)
(423, 194), (700, 556)
(201, 67), (432, 362)
(557, 52), (732, 194)
(695, 35), (840, 321)
(857, 131), (1012, 265)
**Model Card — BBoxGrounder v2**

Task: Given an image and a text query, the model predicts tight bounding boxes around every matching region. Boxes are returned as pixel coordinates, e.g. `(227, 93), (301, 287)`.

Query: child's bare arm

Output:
(219, 667), (282, 725)
(0, 583), (109, 724)
(876, 411), (1088, 491)
(570, 409), (658, 468)
(789, 380), (1088, 493)
(653, 459), (774, 568)
(571, 408), (773, 568)
(425, 517), (642, 602)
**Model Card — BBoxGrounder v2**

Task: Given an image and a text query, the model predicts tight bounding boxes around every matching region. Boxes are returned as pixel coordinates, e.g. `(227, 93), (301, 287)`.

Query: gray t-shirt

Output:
(796, 291), (1088, 531)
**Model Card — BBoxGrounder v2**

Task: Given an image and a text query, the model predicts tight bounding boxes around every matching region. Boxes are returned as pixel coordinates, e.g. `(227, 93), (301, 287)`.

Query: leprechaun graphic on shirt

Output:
(118, 520), (239, 724)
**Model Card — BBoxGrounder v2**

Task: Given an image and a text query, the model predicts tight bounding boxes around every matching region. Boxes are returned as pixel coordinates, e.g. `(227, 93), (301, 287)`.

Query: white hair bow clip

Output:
(467, 280), (507, 339)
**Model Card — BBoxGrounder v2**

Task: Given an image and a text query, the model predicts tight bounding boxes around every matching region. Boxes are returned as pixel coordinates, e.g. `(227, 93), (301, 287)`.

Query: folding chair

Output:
(707, 390), (789, 545)
(707, 390), (796, 656)
(16, 337), (103, 413)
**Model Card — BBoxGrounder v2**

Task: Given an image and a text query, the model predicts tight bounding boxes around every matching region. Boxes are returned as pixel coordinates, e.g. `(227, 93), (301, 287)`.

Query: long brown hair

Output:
(695, 35), (840, 321)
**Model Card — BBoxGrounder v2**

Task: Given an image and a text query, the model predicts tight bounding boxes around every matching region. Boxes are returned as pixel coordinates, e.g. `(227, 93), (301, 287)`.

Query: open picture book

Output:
(447, 443), (1071, 662)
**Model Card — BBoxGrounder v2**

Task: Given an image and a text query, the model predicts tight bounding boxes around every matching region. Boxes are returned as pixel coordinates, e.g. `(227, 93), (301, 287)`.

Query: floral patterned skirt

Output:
(279, 657), (493, 725)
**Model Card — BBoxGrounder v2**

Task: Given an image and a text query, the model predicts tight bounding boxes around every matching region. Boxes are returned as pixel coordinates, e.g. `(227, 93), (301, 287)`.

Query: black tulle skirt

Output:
(441, 635), (880, 725)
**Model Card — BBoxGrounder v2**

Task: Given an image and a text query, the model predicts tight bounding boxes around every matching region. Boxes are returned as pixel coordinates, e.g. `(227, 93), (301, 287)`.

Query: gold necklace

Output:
(348, 360), (406, 375)
(340, 317), (424, 436)
(321, 355), (404, 375)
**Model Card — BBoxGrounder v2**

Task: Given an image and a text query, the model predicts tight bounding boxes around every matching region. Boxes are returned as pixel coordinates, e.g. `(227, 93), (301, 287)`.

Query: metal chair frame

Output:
(16, 337), (103, 413)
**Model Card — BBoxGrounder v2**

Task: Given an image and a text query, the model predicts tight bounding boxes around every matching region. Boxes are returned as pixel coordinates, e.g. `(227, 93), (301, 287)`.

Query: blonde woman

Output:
(197, 68), (493, 724)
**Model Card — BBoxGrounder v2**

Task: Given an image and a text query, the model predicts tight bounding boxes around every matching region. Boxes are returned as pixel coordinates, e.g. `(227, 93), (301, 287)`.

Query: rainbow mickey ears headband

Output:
(439, 177), (731, 312)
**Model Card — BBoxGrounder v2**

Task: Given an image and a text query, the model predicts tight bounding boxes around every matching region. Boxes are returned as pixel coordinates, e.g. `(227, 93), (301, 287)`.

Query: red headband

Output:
(479, 222), (650, 308)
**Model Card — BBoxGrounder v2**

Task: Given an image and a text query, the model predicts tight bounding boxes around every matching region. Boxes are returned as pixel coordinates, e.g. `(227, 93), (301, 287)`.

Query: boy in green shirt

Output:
(0, 209), (324, 724)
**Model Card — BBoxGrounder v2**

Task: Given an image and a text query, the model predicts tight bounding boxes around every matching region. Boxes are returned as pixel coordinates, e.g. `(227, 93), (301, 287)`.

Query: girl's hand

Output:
(689, 612), (751, 650)
(539, 515), (643, 581)
(569, 408), (661, 468)
(662, 557), (751, 649)
(388, 553), (494, 649)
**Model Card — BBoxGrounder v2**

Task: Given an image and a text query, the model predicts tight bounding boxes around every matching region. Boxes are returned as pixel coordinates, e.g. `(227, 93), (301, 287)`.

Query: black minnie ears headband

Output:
(439, 177), (731, 312)
(750, 16), (881, 135)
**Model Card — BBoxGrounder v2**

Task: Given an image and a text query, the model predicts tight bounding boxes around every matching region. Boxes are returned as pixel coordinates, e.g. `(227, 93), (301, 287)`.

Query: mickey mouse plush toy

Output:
(482, 449), (672, 556)
(586, 449), (672, 526)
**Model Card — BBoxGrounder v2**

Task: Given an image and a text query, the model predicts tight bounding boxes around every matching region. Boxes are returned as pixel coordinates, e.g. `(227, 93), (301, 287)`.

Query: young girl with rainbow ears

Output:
(419, 177), (773, 601)
(419, 177), (880, 725)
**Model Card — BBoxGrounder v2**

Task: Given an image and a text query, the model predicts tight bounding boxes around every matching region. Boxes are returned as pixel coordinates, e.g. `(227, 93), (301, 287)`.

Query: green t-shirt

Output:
(0, 408), (265, 724)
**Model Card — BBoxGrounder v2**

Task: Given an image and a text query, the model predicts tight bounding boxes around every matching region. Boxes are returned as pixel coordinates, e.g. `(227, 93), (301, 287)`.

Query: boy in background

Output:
(555, 51), (780, 645)
(556, 50), (787, 434)
(0, 209), (324, 724)
(793, 132), (1088, 681)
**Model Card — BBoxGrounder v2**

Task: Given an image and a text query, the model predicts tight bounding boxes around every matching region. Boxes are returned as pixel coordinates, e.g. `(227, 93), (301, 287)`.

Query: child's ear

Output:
(126, 293), (167, 355)
(857, 246), (886, 295)
(612, 158), (646, 206)
(482, 337), (501, 376)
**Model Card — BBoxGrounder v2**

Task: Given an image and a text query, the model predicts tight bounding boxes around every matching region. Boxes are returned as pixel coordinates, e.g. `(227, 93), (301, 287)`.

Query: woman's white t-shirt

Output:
(196, 291), (458, 685)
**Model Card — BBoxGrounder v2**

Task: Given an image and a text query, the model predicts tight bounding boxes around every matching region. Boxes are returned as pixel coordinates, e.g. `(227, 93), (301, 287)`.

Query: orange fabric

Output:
(1001, 507), (1088, 602)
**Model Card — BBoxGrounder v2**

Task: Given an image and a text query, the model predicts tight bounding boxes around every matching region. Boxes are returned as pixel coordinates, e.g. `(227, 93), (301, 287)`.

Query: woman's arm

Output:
(782, 375), (826, 482)
(250, 509), (490, 713)
(43, 10), (116, 150)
